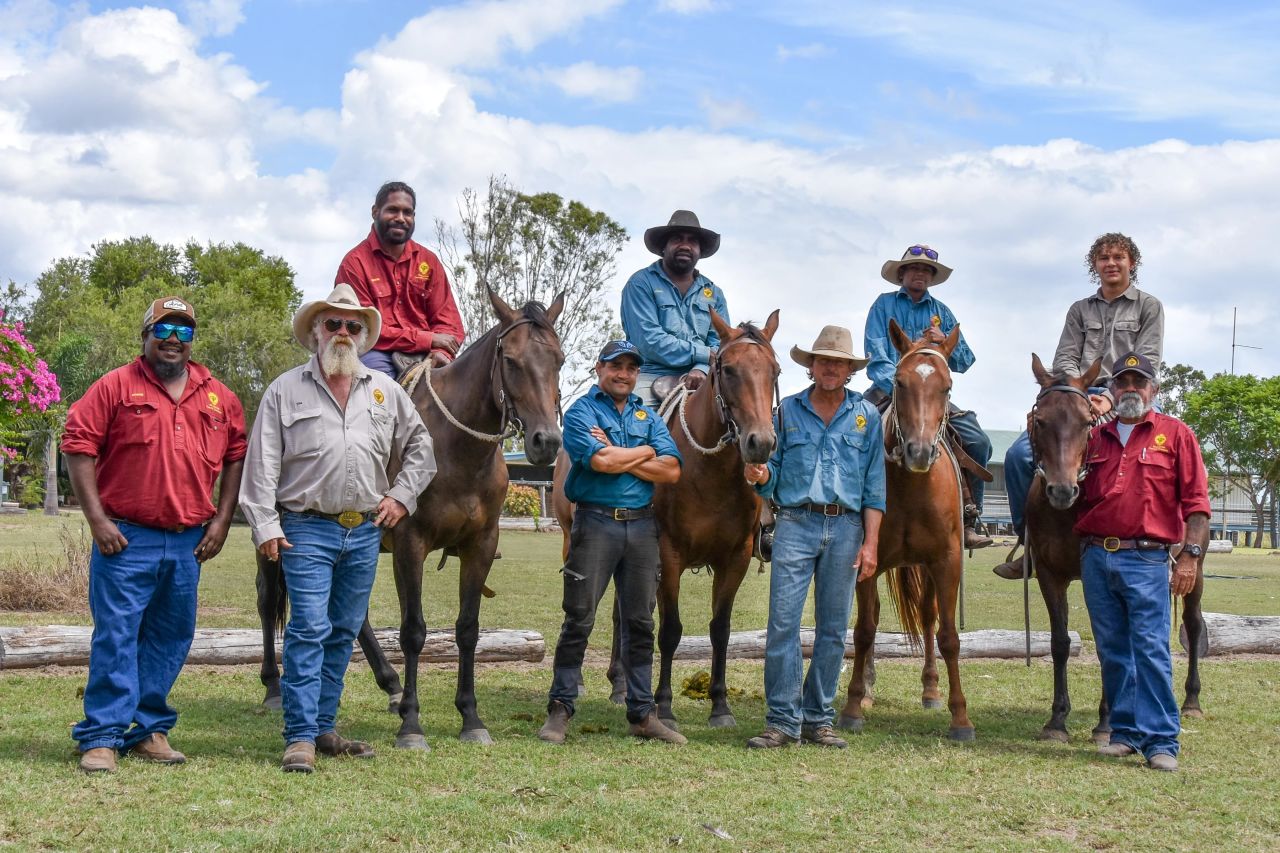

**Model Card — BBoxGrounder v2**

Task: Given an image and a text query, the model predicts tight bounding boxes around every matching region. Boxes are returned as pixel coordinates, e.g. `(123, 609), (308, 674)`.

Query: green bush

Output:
(503, 484), (541, 519)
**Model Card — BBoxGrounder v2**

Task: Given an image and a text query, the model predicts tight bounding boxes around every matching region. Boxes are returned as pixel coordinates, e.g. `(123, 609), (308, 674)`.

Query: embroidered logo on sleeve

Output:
(373, 388), (386, 405)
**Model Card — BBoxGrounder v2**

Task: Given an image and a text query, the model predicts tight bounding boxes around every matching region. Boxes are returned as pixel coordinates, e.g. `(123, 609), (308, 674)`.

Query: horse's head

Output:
(888, 318), (956, 473)
(1029, 354), (1102, 510)
(708, 308), (781, 465)
(488, 288), (566, 466)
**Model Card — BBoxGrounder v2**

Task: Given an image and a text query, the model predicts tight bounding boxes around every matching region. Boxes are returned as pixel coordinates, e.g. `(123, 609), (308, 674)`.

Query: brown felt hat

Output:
(789, 325), (870, 371)
(643, 210), (720, 258)
(880, 244), (953, 285)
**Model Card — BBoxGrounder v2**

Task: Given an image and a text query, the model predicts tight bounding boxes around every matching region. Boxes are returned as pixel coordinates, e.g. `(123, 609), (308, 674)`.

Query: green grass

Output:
(2, 511), (1279, 850)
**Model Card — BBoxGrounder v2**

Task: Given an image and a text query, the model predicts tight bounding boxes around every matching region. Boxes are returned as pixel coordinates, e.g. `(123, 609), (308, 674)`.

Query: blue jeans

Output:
(279, 512), (382, 744)
(359, 349), (399, 380)
(1081, 544), (1179, 759)
(763, 507), (864, 738)
(950, 408), (991, 515)
(73, 523), (203, 752)
(549, 509), (660, 723)
(1005, 430), (1034, 536)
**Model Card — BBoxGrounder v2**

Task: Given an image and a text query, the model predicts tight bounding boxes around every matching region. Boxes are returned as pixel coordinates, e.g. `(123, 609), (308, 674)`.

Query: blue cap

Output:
(598, 339), (643, 365)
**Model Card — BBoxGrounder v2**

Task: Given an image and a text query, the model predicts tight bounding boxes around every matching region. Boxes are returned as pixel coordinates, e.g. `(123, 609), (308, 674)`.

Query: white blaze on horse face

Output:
(914, 362), (936, 381)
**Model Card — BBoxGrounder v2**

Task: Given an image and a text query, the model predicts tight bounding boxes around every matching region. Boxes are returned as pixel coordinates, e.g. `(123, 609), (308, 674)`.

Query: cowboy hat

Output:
(643, 210), (720, 258)
(789, 325), (870, 370)
(880, 244), (953, 285)
(292, 283), (382, 355)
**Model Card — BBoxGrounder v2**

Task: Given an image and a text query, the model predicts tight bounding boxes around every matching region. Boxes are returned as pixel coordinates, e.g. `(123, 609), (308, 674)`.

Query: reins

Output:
(662, 335), (777, 456)
(1028, 383), (1098, 483)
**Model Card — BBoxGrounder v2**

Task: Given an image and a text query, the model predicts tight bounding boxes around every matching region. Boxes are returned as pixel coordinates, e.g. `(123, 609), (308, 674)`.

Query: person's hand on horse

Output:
(87, 516), (128, 555)
(1171, 553), (1198, 597)
(854, 541), (878, 582)
(589, 425), (613, 446)
(195, 515), (231, 563)
(374, 496), (408, 528)
(258, 536), (292, 562)
(922, 326), (947, 345)
(743, 463), (769, 486)
(682, 369), (707, 390)
(431, 333), (460, 356)
(1088, 393), (1113, 417)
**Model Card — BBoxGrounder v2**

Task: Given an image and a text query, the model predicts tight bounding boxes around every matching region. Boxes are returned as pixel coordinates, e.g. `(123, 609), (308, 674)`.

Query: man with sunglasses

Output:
(240, 283), (436, 773)
(1073, 352), (1208, 772)
(864, 245), (992, 550)
(337, 181), (466, 379)
(63, 296), (247, 773)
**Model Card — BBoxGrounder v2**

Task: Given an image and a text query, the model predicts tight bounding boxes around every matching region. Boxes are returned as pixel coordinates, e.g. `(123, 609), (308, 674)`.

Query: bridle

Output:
(664, 334), (780, 456)
(1028, 383), (1097, 483)
(887, 346), (950, 468)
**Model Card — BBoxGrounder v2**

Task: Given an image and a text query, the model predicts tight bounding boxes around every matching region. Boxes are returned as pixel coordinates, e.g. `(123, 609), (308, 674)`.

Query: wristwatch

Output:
(1181, 543), (1203, 558)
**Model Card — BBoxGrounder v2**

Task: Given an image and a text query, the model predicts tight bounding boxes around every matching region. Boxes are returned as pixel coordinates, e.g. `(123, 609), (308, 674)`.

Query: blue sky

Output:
(2, 0), (1278, 423)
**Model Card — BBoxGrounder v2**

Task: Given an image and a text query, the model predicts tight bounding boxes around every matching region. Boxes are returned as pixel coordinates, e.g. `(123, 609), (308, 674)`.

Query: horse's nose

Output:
(524, 428), (562, 466)
(1045, 482), (1080, 509)
(742, 431), (774, 465)
(903, 441), (933, 472)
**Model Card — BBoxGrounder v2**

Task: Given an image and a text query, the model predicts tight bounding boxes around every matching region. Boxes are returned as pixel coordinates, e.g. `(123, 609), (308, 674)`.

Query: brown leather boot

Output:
(315, 731), (374, 758)
(538, 700), (571, 744)
(128, 732), (186, 764)
(964, 526), (994, 549)
(628, 711), (687, 745)
(745, 727), (798, 749)
(993, 554), (1031, 580)
(281, 740), (316, 773)
(79, 747), (117, 774)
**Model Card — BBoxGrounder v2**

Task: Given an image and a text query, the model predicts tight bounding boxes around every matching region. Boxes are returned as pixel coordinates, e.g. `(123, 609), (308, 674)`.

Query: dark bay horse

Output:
(551, 310), (780, 727)
(1024, 354), (1205, 744)
(837, 319), (974, 740)
(257, 288), (566, 749)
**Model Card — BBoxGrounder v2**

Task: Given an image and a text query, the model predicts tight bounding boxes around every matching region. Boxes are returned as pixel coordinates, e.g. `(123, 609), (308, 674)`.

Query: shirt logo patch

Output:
(418, 262), (431, 281)
(1126, 356), (1139, 367)
(702, 287), (713, 299)
(373, 388), (386, 405)
(207, 391), (219, 407)
(635, 410), (648, 421)
(1154, 433), (1167, 446)
(931, 315), (941, 327)
(855, 414), (867, 430)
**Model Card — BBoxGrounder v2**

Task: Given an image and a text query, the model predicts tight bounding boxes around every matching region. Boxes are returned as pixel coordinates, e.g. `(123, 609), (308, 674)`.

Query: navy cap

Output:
(1111, 351), (1156, 380)
(598, 340), (643, 365)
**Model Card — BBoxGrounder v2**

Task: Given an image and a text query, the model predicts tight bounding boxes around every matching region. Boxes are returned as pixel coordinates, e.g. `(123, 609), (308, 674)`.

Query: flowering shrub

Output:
(503, 484), (542, 518)
(0, 313), (61, 458)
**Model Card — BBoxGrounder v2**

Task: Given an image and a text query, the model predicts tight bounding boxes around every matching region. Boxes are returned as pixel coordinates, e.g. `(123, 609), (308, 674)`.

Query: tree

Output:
(1156, 363), (1206, 421)
(435, 175), (627, 397)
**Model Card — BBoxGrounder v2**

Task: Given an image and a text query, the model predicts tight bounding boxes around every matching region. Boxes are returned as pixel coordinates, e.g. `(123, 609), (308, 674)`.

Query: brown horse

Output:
(551, 310), (780, 727)
(837, 319), (974, 740)
(1024, 354), (1205, 744)
(256, 289), (566, 749)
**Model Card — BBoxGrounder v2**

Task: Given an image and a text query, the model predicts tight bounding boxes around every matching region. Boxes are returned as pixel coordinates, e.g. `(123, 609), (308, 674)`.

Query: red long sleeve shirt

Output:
(336, 229), (466, 356)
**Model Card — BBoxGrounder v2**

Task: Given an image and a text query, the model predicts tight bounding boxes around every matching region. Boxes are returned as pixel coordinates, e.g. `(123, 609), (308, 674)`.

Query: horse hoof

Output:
(1038, 728), (1070, 744)
(261, 695), (282, 712)
(659, 718), (681, 733)
(922, 698), (944, 710)
(1181, 707), (1204, 719)
(948, 726), (976, 742)
(708, 714), (736, 729)
(860, 697), (875, 710)
(836, 715), (865, 733)
(395, 734), (431, 751)
(459, 728), (494, 745)
(609, 690), (626, 705)
(387, 693), (403, 714)
(1092, 732), (1111, 748)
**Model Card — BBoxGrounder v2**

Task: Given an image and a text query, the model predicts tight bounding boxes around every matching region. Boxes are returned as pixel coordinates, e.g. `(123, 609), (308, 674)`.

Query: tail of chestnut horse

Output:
(885, 564), (930, 652)
(256, 553), (288, 634)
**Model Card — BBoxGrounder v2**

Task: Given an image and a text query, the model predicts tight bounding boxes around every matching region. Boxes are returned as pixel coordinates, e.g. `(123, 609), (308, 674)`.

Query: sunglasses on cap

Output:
(148, 323), (195, 342)
(323, 318), (365, 335)
(906, 245), (939, 261)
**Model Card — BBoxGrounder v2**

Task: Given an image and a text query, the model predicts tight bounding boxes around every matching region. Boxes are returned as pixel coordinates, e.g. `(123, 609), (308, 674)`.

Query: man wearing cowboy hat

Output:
(1074, 352), (1208, 772)
(864, 244), (992, 550)
(63, 296), (247, 773)
(240, 283), (436, 773)
(620, 210), (730, 406)
(743, 326), (885, 750)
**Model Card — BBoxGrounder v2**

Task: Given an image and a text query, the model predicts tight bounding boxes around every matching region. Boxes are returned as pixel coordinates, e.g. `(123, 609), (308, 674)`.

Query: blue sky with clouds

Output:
(2, 0), (1278, 423)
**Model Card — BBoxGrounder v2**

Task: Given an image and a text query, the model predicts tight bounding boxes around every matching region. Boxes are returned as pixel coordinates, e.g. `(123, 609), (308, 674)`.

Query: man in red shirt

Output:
(336, 181), (466, 378)
(1074, 352), (1210, 772)
(62, 296), (247, 773)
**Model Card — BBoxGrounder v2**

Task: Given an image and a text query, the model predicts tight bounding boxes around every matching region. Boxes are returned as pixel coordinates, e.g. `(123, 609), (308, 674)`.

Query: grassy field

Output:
(2, 511), (1279, 851)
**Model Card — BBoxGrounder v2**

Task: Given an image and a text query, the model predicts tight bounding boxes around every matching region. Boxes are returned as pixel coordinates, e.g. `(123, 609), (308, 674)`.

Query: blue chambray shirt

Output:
(754, 387), (887, 512)
(562, 385), (682, 508)
(620, 260), (730, 377)
(864, 289), (976, 394)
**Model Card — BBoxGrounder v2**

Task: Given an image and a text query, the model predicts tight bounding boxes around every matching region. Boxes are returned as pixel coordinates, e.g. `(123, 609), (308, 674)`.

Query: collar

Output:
(590, 384), (640, 411)
(894, 287), (935, 307)
(1089, 284), (1138, 303)
(650, 260), (711, 293)
(134, 356), (210, 397)
(1102, 408), (1158, 440)
(797, 385), (857, 417)
(303, 354), (371, 383)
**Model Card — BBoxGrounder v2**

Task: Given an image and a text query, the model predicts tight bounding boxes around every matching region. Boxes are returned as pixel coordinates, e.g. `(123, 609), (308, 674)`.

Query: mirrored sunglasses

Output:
(906, 245), (939, 260)
(323, 318), (364, 335)
(150, 323), (195, 342)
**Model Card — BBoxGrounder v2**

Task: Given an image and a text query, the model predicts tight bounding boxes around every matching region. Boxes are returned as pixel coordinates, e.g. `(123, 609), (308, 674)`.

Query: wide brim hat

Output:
(643, 209), (720, 258)
(790, 325), (870, 371)
(881, 245), (953, 285)
(292, 283), (382, 355)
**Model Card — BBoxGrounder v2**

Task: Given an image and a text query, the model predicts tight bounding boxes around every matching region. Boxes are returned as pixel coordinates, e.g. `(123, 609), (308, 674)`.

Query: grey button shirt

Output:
(240, 356), (436, 547)
(1052, 285), (1164, 382)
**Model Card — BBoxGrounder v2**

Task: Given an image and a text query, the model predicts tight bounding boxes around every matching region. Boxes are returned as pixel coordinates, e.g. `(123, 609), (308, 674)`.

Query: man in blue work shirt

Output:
(865, 244), (992, 549)
(743, 326), (885, 750)
(538, 340), (685, 746)
(620, 210), (730, 407)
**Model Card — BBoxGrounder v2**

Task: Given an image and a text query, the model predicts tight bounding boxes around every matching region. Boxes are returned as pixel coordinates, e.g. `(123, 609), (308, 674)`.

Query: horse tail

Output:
(885, 564), (929, 653)
(256, 552), (288, 634)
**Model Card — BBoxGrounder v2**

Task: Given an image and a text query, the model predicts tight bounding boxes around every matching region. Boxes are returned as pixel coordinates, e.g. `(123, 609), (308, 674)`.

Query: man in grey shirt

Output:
(996, 233), (1165, 578)
(240, 283), (436, 772)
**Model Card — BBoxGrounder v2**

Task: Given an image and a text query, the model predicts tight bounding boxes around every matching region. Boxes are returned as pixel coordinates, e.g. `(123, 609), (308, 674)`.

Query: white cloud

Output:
(183, 0), (246, 38)
(539, 61), (642, 103)
(658, 0), (717, 13)
(699, 94), (757, 130)
(776, 42), (830, 62)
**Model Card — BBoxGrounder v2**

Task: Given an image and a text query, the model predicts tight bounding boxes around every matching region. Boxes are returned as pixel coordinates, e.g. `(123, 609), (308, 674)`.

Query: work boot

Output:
(1146, 753), (1178, 772)
(79, 747), (117, 774)
(315, 731), (374, 758)
(745, 727), (798, 749)
(281, 740), (316, 773)
(1097, 742), (1137, 758)
(628, 712), (687, 745)
(538, 700), (571, 744)
(801, 724), (848, 749)
(964, 526), (993, 549)
(128, 732), (186, 764)
(993, 554), (1031, 580)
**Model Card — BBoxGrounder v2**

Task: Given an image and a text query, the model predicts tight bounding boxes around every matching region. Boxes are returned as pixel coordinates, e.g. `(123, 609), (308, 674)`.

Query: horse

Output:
(551, 310), (780, 727)
(837, 319), (974, 740)
(1023, 354), (1206, 744)
(256, 288), (566, 749)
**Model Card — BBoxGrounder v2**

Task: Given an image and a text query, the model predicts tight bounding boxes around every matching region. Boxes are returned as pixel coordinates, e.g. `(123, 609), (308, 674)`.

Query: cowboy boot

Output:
(963, 503), (993, 550)
(538, 700), (571, 744)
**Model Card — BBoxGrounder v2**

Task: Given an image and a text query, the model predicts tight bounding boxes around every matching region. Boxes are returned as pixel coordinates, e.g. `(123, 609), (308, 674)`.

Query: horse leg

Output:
(837, 578), (878, 731)
(606, 596), (626, 704)
(1180, 579), (1206, 718)
(1037, 575), (1073, 743)
(707, 554), (750, 727)
(919, 573), (942, 710)
(454, 531), (499, 744)
(932, 559), (974, 741)
(654, 547), (684, 728)
(354, 616), (404, 712)
(255, 553), (284, 710)
(392, 527), (430, 750)
(861, 590), (880, 708)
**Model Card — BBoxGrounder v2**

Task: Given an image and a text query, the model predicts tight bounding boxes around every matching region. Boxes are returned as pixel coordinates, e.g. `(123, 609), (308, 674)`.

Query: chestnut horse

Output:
(837, 319), (974, 740)
(257, 289), (566, 748)
(1024, 354), (1205, 744)
(552, 310), (780, 727)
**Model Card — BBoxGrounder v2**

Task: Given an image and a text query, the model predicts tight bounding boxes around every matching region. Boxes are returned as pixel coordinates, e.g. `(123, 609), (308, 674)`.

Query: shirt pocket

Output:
(369, 406), (394, 457)
(116, 398), (160, 447)
(782, 427), (817, 472)
(198, 409), (229, 464)
(838, 432), (871, 480)
(655, 296), (685, 335)
(369, 277), (393, 300)
(281, 406), (324, 458)
(1083, 319), (1105, 355)
(1137, 448), (1175, 486)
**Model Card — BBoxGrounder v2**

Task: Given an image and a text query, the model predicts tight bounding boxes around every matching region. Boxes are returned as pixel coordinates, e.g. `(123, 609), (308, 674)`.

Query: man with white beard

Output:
(240, 283), (436, 773)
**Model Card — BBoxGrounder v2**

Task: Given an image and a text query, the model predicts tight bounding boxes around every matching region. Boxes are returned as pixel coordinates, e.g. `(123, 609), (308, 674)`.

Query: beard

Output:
(375, 217), (414, 246)
(1115, 391), (1152, 419)
(318, 333), (365, 377)
(664, 249), (697, 276)
(152, 358), (186, 380)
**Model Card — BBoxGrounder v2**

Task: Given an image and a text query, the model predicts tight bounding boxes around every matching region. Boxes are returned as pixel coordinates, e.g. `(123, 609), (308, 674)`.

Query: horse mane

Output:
(470, 299), (558, 350)
(731, 321), (771, 347)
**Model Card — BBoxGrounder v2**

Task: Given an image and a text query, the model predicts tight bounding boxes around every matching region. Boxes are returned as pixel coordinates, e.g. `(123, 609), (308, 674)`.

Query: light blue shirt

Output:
(620, 260), (730, 377)
(864, 289), (975, 394)
(562, 385), (682, 508)
(755, 388), (887, 512)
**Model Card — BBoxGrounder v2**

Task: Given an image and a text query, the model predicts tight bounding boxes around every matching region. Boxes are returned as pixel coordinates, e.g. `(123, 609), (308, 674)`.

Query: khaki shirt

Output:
(240, 356), (436, 546)
(1052, 285), (1164, 383)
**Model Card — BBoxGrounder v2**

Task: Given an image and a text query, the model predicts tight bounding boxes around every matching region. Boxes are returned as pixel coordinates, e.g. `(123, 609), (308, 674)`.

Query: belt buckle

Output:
(1102, 536), (1121, 552)
(824, 504), (840, 517)
(337, 510), (364, 529)
(613, 508), (626, 521)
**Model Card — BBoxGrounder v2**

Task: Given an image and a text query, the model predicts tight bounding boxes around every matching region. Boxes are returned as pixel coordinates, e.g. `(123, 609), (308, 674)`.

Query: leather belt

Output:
(795, 503), (850, 517)
(110, 517), (188, 533)
(577, 503), (655, 521)
(1086, 536), (1172, 552)
(293, 508), (377, 529)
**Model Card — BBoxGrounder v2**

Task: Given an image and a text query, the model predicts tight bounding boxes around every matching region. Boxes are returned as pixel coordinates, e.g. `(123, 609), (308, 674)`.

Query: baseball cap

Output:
(598, 340), (643, 365)
(142, 296), (196, 331)
(1111, 351), (1156, 380)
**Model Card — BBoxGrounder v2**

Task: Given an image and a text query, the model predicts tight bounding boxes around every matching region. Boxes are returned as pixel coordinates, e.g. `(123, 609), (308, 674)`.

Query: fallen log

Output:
(1180, 612), (1280, 656)
(0, 626), (544, 670)
(670, 628), (1081, 660)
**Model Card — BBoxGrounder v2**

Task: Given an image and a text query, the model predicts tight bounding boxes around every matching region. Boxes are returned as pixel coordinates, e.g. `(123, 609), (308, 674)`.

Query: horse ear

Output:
(546, 290), (566, 327)
(888, 318), (911, 356)
(940, 323), (961, 358)
(1081, 358), (1103, 389)
(487, 286), (517, 325)
(1031, 353), (1052, 387)
(761, 309), (780, 342)
(710, 308), (736, 342)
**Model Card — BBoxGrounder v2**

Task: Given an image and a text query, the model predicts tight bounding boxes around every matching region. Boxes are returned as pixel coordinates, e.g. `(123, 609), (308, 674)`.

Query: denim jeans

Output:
(1005, 430), (1034, 536)
(763, 506), (864, 738)
(950, 408), (992, 515)
(548, 509), (660, 724)
(1081, 543), (1180, 759)
(73, 522), (203, 752)
(279, 512), (382, 744)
